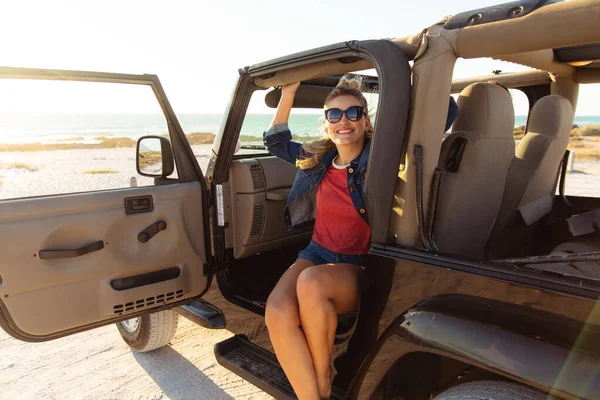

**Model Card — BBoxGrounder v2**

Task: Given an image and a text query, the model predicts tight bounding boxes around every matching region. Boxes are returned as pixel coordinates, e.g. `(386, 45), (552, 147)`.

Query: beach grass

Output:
(513, 125), (526, 139)
(187, 132), (216, 145)
(138, 151), (162, 167)
(1, 162), (39, 171)
(0, 132), (216, 152)
(568, 145), (600, 161)
(84, 169), (119, 174)
(568, 136), (586, 148)
(572, 125), (600, 137)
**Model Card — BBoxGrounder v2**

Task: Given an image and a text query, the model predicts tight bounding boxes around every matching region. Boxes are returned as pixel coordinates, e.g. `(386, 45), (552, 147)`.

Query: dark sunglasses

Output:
(324, 106), (365, 123)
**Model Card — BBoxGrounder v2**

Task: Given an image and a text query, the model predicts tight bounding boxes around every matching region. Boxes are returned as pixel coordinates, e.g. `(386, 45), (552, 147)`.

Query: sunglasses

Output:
(324, 106), (365, 123)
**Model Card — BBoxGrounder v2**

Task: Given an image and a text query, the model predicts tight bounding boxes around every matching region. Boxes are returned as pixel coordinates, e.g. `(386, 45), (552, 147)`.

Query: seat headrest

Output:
(452, 82), (515, 139)
(527, 95), (574, 140)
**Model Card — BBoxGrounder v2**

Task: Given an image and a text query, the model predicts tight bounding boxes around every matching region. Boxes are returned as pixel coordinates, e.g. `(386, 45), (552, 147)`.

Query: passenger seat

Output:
(434, 83), (515, 259)
(486, 95), (574, 257)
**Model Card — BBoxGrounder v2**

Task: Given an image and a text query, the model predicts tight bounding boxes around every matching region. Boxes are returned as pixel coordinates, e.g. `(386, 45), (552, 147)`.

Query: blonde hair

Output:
(296, 75), (374, 170)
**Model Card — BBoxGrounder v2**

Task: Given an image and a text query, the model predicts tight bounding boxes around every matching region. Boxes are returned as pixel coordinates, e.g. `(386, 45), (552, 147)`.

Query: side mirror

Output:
(136, 136), (175, 178)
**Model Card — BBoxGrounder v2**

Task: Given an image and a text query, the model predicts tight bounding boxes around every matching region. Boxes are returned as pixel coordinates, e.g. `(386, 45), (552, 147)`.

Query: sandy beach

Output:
(0, 318), (272, 400)
(0, 144), (213, 200)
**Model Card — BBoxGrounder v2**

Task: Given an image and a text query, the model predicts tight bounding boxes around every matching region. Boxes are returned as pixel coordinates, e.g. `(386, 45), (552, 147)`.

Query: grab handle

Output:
(39, 240), (104, 260)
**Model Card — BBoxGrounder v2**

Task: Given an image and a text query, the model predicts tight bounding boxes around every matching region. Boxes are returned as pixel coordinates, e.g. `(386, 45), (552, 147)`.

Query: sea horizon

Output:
(1, 112), (599, 145)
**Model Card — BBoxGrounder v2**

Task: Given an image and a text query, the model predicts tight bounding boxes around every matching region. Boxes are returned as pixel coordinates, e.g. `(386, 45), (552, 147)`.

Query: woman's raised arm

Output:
(264, 82), (308, 165)
(270, 82), (300, 127)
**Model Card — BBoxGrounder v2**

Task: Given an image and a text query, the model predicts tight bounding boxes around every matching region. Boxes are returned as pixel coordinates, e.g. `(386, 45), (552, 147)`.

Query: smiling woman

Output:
(260, 74), (376, 399)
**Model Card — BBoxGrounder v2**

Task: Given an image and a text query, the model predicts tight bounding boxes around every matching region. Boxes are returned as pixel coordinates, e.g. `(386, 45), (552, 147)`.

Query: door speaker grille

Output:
(251, 204), (265, 236)
(250, 164), (266, 190)
(113, 289), (184, 314)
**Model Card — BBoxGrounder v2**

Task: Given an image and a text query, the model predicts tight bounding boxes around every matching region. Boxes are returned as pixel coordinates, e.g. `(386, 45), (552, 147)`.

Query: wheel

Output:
(433, 380), (547, 400)
(116, 309), (179, 352)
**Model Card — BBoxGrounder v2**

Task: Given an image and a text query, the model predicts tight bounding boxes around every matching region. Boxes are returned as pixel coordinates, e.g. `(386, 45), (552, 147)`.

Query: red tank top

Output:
(312, 160), (371, 255)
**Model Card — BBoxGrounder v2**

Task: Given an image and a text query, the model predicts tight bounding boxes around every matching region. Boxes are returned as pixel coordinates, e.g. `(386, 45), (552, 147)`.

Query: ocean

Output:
(0, 112), (598, 144)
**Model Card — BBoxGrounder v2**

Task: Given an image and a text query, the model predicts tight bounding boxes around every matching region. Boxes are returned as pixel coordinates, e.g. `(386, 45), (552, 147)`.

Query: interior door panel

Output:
(228, 157), (312, 259)
(0, 181), (207, 340)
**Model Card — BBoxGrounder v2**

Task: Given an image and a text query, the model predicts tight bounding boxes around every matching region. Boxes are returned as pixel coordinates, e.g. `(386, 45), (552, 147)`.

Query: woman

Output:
(263, 75), (371, 400)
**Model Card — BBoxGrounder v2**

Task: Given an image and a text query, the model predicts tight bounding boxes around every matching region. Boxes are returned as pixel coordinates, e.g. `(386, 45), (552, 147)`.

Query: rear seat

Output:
(486, 95), (574, 257)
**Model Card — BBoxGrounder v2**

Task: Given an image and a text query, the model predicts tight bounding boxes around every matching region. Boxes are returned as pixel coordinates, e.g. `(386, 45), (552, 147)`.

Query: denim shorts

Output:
(298, 240), (364, 267)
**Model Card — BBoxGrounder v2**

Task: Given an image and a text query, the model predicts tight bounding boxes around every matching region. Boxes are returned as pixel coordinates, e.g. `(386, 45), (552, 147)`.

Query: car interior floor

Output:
(226, 241), (309, 306)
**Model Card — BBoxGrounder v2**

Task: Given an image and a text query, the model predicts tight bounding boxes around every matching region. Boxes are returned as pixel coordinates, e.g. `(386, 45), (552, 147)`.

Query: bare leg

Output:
(296, 263), (362, 399)
(265, 258), (320, 400)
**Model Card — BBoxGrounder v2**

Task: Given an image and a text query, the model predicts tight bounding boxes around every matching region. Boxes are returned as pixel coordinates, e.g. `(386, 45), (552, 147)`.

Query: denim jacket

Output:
(263, 123), (370, 231)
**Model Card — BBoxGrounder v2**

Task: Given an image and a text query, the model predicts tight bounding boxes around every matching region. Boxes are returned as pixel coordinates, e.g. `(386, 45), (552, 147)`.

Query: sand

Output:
(0, 318), (272, 400)
(0, 145), (213, 199)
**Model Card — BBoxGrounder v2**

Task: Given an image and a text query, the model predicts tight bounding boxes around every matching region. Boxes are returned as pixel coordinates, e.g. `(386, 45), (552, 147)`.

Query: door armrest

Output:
(266, 188), (290, 201)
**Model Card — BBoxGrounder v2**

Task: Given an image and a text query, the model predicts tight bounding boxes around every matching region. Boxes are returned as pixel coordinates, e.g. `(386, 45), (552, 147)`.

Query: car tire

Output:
(116, 310), (178, 352)
(433, 380), (546, 400)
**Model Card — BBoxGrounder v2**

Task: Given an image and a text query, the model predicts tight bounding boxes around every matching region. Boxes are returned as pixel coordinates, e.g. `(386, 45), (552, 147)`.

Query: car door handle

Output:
(39, 240), (104, 260)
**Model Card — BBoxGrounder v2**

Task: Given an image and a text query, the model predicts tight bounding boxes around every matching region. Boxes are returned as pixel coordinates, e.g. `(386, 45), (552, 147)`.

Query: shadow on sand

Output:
(133, 345), (234, 400)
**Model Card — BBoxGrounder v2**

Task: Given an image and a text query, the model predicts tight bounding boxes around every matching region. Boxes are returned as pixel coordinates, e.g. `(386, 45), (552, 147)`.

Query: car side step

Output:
(214, 335), (345, 400)
(175, 300), (225, 329)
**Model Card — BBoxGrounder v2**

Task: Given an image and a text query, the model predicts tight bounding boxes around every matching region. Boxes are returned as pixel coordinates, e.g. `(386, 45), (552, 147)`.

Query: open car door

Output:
(0, 67), (212, 342)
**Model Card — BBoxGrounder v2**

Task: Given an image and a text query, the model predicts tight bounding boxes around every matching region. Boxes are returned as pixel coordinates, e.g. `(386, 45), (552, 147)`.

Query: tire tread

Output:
(117, 310), (178, 352)
(145, 310), (178, 351)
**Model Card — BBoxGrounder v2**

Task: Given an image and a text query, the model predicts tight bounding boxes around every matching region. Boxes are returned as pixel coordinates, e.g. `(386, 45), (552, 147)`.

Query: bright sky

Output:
(0, 0), (598, 115)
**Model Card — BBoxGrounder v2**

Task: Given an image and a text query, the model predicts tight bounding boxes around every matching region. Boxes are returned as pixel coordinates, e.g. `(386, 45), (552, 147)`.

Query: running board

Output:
(175, 300), (225, 329)
(214, 335), (345, 400)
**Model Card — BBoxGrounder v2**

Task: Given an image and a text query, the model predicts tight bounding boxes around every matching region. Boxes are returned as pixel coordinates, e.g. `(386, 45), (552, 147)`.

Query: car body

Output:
(1, 0), (600, 399)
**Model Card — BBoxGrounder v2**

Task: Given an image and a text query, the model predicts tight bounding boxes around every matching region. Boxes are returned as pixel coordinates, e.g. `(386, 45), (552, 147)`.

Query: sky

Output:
(0, 0), (597, 116)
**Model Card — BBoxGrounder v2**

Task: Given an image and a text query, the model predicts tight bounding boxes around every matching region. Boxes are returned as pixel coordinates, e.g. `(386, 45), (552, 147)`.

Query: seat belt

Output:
(414, 145), (430, 250)
(414, 144), (443, 252)
(426, 168), (442, 252)
(558, 149), (572, 207)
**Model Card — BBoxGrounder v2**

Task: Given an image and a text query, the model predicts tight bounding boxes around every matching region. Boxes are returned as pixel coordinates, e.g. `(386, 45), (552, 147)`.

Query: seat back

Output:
(487, 95), (574, 255)
(434, 83), (515, 259)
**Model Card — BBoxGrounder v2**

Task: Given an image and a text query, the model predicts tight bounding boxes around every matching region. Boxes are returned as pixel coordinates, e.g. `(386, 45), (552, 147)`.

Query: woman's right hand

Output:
(281, 82), (300, 98)
(271, 82), (300, 128)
